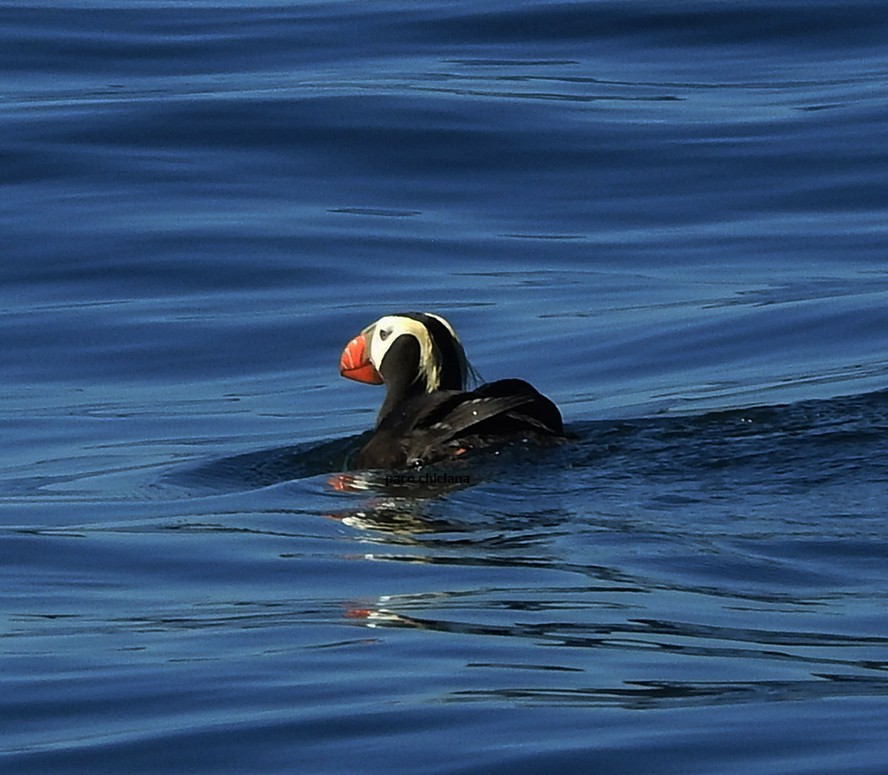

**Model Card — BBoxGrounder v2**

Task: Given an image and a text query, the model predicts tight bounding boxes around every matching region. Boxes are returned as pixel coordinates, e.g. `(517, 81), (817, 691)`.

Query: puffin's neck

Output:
(376, 335), (432, 426)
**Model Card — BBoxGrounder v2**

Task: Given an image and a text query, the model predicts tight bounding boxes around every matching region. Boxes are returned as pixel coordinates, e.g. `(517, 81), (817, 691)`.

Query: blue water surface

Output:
(2, 1), (888, 773)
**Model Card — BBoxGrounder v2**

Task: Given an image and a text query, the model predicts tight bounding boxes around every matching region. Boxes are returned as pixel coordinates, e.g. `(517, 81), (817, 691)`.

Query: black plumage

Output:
(340, 313), (563, 470)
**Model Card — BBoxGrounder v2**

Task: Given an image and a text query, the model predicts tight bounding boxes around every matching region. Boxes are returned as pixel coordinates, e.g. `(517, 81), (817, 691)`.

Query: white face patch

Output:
(363, 313), (467, 392)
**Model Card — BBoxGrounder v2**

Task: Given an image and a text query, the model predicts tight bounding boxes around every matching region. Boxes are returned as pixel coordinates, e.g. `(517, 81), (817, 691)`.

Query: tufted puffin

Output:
(339, 312), (563, 470)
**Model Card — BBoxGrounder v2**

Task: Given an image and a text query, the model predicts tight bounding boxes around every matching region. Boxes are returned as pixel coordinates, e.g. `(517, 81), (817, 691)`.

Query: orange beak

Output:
(340, 332), (383, 384)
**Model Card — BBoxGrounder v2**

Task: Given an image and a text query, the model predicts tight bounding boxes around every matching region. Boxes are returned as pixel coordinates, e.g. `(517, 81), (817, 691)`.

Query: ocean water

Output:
(2, 1), (888, 772)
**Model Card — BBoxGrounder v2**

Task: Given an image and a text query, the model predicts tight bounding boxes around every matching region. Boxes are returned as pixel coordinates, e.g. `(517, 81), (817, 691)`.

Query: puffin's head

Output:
(340, 312), (472, 392)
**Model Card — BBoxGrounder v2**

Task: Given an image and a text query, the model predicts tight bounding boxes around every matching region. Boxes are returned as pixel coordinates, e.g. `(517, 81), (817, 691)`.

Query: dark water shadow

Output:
(168, 386), (888, 519)
(446, 674), (888, 710)
(168, 432), (370, 493)
(171, 427), (574, 494)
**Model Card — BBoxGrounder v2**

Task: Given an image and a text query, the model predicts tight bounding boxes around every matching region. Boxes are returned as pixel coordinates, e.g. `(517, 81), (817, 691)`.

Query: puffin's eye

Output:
(379, 329), (390, 341)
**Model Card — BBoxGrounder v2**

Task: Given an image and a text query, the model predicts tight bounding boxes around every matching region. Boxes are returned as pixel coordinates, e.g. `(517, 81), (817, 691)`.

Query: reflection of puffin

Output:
(339, 312), (563, 469)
